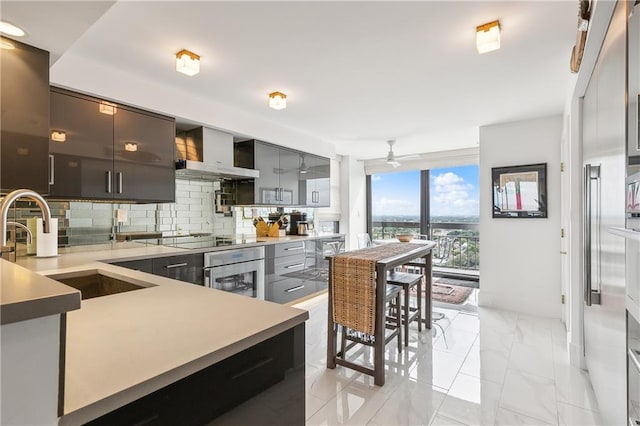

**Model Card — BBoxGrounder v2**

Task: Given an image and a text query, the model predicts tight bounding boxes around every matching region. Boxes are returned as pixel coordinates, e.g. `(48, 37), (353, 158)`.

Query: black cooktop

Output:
(136, 235), (257, 250)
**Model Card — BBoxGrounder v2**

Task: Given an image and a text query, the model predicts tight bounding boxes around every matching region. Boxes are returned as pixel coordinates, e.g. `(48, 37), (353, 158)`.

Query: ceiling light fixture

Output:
(0, 39), (15, 50)
(99, 101), (117, 115)
(124, 142), (138, 152)
(0, 21), (25, 37)
(476, 20), (501, 54)
(51, 131), (66, 142)
(176, 49), (200, 76)
(269, 91), (287, 110)
(300, 155), (308, 174)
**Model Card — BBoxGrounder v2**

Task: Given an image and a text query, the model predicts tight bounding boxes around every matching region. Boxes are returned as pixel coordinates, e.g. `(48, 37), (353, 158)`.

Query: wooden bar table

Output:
(326, 241), (435, 386)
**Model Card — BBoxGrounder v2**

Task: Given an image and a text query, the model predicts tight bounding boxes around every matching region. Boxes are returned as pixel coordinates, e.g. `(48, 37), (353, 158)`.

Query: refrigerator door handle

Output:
(584, 163), (602, 306)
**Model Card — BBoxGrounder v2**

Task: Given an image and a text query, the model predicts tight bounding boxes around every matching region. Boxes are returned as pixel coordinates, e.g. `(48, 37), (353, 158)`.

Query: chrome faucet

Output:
(1, 189), (52, 261)
(6, 222), (33, 244)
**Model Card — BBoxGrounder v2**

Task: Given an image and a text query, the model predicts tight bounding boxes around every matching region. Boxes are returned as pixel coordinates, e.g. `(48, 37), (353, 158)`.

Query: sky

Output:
(371, 165), (479, 217)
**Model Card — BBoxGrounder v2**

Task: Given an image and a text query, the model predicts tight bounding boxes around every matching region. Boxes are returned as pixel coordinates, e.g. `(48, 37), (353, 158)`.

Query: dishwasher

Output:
(203, 247), (265, 299)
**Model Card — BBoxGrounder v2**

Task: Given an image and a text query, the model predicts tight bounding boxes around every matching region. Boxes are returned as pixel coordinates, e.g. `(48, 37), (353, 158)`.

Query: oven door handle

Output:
(203, 266), (212, 287)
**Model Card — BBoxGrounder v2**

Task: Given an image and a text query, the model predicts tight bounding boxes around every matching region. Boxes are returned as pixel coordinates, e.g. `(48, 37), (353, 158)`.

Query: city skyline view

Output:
(371, 165), (480, 219)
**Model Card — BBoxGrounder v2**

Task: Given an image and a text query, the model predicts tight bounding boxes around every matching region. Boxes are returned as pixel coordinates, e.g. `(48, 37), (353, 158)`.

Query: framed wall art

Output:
(492, 163), (548, 218)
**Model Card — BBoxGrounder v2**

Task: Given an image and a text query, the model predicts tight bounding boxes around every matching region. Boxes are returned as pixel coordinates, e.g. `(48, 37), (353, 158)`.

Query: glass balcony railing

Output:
(371, 221), (479, 272)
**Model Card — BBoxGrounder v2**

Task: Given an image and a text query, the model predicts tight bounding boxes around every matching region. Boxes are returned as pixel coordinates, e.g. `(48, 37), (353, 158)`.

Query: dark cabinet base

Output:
(86, 324), (305, 426)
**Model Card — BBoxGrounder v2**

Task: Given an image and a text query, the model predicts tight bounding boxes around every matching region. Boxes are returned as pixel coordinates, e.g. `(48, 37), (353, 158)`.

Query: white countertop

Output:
(15, 240), (312, 424)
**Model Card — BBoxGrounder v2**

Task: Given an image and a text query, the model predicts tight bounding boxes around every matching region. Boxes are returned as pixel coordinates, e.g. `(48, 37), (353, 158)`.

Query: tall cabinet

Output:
(49, 88), (175, 202)
(0, 37), (50, 194)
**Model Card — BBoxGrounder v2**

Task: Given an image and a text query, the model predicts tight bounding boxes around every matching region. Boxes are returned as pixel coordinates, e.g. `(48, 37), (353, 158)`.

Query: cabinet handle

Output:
(285, 263), (305, 269)
(285, 285), (305, 293)
(314, 191), (319, 203)
(117, 172), (123, 194)
(284, 246), (304, 251)
(231, 357), (274, 380)
(106, 171), (112, 193)
(165, 262), (188, 269)
(48, 155), (55, 185)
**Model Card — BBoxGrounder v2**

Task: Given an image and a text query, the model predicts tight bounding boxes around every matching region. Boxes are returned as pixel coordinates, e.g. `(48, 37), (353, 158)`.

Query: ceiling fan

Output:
(384, 140), (419, 168)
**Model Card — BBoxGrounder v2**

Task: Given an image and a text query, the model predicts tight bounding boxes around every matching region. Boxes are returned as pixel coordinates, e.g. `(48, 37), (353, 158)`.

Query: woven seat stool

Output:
(340, 284), (403, 361)
(387, 270), (423, 347)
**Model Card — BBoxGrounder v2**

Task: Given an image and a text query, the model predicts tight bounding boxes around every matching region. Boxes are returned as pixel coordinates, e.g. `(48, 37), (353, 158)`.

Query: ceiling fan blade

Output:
(387, 160), (401, 168)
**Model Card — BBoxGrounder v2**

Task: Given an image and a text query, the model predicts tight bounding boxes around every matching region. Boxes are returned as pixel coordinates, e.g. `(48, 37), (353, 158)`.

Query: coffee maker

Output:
(288, 211), (309, 235)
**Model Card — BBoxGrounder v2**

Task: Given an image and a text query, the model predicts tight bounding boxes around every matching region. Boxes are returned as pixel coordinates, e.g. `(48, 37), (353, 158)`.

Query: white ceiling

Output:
(1, 1), (577, 160)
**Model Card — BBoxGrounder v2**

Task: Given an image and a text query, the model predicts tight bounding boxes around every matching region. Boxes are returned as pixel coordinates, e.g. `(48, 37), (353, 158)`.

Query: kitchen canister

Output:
(36, 218), (58, 257)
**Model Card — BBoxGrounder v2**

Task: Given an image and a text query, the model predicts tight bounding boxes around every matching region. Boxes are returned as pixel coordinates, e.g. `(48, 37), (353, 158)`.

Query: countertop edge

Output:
(58, 312), (308, 425)
(1, 260), (81, 325)
(1, 293), (80, 325)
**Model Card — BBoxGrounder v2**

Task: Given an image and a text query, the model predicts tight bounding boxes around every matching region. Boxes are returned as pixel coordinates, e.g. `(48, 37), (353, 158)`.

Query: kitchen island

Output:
(13, 239), (313, 424)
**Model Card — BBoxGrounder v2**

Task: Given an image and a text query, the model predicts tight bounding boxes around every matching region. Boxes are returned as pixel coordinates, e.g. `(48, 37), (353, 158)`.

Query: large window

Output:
(368, 164), (480, 272)
(370, 170), (421, 239)
(429, 165), (479, 271)
(430, 165), (479, 223)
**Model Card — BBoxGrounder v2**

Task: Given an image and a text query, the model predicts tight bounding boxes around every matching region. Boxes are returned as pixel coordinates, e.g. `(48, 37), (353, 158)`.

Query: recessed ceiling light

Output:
(269, 91), (287, 110)
(476, 20), (501, 54)
(176, 49), (200, 76)
(0, 39), (15, 50)
(0, 20), (25, 37)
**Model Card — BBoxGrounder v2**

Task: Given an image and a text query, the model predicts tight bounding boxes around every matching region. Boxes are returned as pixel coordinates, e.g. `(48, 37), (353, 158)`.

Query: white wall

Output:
(479, 115), (563, 318)
(339, 156), (366, 250)
(1, 315), (61, 425)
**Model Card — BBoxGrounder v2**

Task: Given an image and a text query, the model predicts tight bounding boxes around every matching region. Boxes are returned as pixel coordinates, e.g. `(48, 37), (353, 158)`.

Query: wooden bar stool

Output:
(387, 270), (423, 346)
(339, 284), (403, 360)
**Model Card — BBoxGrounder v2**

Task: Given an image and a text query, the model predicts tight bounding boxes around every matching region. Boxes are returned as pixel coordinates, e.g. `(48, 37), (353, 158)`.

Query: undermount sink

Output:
(47, 270), (155, 300)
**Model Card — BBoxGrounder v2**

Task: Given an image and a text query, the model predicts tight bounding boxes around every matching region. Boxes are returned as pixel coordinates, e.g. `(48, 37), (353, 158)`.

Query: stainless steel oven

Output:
(203, 247), (265, 299)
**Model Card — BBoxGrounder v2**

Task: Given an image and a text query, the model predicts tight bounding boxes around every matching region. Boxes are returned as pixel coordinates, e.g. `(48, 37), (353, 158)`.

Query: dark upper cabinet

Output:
(235, 140), (300, 205)
(114, 108), (175, 202)
(0, 37), (50, 194)
(49, 90), (114, 199)
(298, 155), (330, 207)
(49, 88), (175, 202)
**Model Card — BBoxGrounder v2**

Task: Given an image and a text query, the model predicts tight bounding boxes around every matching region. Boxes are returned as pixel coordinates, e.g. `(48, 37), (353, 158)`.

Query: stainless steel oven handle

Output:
(285, 285), (305, 293)
(165, 262), (188, 269)
(284, 263), (305, 269)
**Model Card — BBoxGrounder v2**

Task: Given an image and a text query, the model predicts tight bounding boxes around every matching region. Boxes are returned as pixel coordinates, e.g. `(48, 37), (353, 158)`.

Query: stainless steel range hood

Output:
(176, 160), (258, 180)
(175, 127), (259, 180)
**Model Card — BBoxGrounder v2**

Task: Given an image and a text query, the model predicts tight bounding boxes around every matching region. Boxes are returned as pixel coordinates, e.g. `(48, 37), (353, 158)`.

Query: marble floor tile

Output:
(433, 327), (478, 356)
(409, 349), (467, 390)
(437, 373), (503, 425)
(514, 315), (554, 351)
(556, 402), (603, 426)
(367, 380), (446, 426)
(554, 364), (600, 412)
(494, 407), (556, 425)
(476, 307), (518, 332)
(429, 414), (467, 425)
(307, 393), (329, 420)
(508, 341), (555, 379)
(475, 325), (515, 353)
(499, 369), (558, 424)
(306, 380), (391, 425)
(459, 343), (509, 384)
(448, 312), (480, 334)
